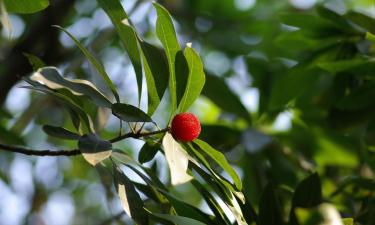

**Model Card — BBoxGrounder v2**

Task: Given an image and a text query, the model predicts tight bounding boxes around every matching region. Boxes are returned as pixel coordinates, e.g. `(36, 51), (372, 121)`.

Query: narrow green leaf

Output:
(97, 0), (143, 103)
(259, 183), (284, 225)
(78, 133), (112, 166)
(159, 190), (216, 225)
(54, 25), (120, 102)
(112, 103), (152, 122)
(139, 40), (169, 115)
(4, 0), (48, 14)
(31, 67), (112, 108)
(114, 167), (148, 225)
(317, 58), (375, 74)
(175, 50), (189, 109)
(23, 53), (46, 71)
(346, 11), (375, 34)
(194, 139), (242, 190)
(138, 142), (160, 164)
(178, 45), (206, 112)
(192, 180), (232, 225)
(42, 125), (80, 140)
(202, 73), (251, 124)
(150, 213), (207, 225)
(153, 2), (181, 114)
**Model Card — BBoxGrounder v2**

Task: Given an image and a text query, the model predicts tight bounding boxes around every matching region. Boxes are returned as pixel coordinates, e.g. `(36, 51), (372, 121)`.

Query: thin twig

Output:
(0, 128), (169, 157)
(0, 144), (81, 156)
(109, 127), (169, 143)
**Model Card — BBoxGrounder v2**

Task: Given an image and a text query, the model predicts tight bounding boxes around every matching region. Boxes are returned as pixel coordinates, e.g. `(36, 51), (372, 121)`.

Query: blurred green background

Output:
(0, 0), (374, 224)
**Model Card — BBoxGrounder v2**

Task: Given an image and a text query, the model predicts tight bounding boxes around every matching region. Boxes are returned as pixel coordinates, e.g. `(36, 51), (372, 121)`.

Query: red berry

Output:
(171, 112), (201, 142)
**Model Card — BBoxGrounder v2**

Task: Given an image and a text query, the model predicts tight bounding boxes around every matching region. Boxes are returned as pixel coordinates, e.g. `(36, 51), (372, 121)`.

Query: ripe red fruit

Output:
(171, 112), (201, 142)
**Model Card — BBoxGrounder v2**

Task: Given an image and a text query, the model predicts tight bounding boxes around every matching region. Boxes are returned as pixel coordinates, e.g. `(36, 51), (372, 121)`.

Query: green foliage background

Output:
(0, 0), (374, 225)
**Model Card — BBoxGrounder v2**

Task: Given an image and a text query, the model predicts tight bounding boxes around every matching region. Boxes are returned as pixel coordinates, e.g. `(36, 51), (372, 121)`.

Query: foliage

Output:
(0, 0), (374, 225)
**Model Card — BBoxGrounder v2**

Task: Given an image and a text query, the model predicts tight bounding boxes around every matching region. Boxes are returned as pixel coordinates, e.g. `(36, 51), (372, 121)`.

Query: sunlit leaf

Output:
(114, 167), (148, 225)
(31, 67), (112, 108)
(153, 2), (181, 113)
(78, 133), (112, 166)
(97, 0), (143, 103)
(162, 133), (193, 185)
(194, 139), (242, 190)
(178, 44), (206, 113)
(0, 0), (12, 35)
(139, 40), (169, 115)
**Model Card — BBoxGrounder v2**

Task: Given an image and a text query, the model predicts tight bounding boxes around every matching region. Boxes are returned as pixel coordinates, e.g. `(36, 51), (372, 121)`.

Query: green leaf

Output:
(175, 50), (189, 109)
(258, 183), (284, 225)
(159, 190), (216, 225)
(24, 78), (93, 133)
(316, 6), (354, 31)
(138, 142), (160, 164)
(78, 133), (112, 166)
(112, 103), (152, 122)
(4, 0), (48, 14)
(317, 58), (375, 74)
(31, 67), (112, 108)
(192, 180), (232, 225)
(54, 25), (120, 102)
(139, 40), (169, 115)
(162, 133), (193, 185)
(153, 2), (181, 114)
(346, 11), (375, 34)
(290, 173), (322, 225)
(97, 1), (142, 103)
(178, 45), (206, 112)
(42, 125), (80, 140)
(97, 0), (143, 102)
(150, 213), (207, 225)
(202, 73), (251, 124)
(114, 167), (148, 225)
(23, 53), (46, 71)
(194, 139), (242, 190)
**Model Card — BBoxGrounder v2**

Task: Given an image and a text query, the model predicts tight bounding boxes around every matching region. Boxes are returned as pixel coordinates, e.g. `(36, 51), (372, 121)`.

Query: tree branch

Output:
(109, 127), (169, 143)
(0, 128), (170, 157)
(0, 144), (81, 156)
